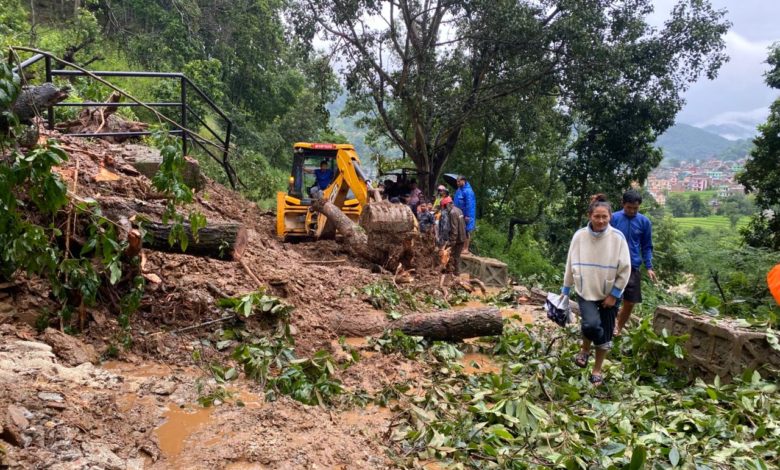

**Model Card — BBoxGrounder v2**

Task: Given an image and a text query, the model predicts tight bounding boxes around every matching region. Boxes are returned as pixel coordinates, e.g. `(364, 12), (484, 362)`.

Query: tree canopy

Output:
(738, 44), (780, 250)
(299, 0), (729, 198)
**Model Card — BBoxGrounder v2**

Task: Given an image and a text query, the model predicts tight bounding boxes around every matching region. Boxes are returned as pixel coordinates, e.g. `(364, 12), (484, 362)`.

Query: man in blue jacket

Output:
(610, 189), (657, 336)
(454, 175), (477, 253)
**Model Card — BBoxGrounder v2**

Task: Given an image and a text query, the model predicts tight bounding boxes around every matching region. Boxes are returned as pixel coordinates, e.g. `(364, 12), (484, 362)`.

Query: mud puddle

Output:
(156, 404), (215, 456)
(341, 403), (394, 427)
(459, 352), (501, 374)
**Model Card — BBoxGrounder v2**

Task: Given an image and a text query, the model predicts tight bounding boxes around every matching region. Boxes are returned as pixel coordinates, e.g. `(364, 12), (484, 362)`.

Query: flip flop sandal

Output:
(589, 374), (604, 386)
(574, 351), (589, 368)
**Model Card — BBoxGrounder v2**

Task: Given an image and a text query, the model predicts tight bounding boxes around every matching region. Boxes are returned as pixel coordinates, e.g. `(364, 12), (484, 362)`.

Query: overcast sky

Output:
(650, 0), (779, 129)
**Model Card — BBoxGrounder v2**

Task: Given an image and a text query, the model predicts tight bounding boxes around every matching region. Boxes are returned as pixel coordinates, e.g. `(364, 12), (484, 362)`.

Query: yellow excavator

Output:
(276, 142), (393, 240)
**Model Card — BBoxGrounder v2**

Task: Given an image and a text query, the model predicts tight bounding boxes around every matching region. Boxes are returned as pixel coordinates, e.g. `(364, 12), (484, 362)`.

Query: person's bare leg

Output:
(592, 348), (607, 378)
(614, 300), (635, 336)
(581, 339), (591, 354)
(462, 237), (470, 253)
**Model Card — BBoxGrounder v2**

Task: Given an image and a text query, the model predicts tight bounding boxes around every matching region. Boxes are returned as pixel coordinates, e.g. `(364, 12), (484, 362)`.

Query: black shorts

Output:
(623, 268), (642, 303)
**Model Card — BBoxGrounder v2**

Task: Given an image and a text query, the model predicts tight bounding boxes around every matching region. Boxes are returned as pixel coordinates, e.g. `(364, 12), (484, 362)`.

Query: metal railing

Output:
(11, 51), (237, 189)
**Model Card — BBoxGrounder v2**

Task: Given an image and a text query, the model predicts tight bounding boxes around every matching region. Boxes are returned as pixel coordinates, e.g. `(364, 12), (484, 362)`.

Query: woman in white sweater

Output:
(562, 194), (631, 386)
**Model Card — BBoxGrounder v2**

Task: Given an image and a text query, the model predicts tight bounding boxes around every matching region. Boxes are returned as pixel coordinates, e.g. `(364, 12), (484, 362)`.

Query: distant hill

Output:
(656, 123), (754, 162)
(700, 123), (758, 141)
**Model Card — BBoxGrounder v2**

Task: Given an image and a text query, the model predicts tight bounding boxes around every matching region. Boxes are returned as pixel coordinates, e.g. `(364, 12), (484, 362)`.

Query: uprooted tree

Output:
(297, 0), (729, 198)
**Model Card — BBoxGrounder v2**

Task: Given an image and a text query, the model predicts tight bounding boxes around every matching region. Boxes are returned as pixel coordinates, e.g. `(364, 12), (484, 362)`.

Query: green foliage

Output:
(232, 338), (343, 406)
(372, 330), (427, 359)
(362, 280), (401, 312)
(146, 129), (208, 251)
(649, 215), (687, 283)
(389, 324), (779, 469)
(361, 280), (445, 318)
(473, 222), (558, 287)
(738, 44), (780, 250)
(217, 289), (293, 318)
(0, 0), (27, 48)
(678, 229), (780, 325)
(196, 385), (234, 408)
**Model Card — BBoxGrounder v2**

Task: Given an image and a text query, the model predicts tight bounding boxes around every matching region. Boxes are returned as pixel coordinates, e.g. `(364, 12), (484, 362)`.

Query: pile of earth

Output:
(1, 131), (538, 468)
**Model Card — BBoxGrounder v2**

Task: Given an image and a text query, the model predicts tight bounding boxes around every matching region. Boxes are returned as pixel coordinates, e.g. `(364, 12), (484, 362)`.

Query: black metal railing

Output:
(11, 51), (237, 188)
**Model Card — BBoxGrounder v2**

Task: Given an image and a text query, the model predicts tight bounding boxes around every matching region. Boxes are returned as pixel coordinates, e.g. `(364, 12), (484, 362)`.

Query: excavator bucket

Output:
(359, 200), (417, 234)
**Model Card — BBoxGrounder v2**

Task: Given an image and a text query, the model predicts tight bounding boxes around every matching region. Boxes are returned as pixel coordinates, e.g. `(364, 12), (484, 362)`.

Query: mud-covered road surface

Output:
(0, 134), (550, 468)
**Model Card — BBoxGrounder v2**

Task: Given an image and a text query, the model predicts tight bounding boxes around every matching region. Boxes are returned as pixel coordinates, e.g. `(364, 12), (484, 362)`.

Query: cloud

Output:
(695, 106), (769, 128)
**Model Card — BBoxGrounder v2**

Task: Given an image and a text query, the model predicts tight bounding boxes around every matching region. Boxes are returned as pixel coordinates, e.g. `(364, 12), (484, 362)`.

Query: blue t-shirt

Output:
(314, 168), (334, 190)
(610, 210), (653, 270)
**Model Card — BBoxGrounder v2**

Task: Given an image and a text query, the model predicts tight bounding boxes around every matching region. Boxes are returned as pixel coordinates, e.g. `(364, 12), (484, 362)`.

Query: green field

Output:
(673, 215), (749, 231)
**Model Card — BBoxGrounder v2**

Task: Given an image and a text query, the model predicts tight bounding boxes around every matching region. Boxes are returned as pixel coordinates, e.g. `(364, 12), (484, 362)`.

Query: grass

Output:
(673, 215), (749, 231)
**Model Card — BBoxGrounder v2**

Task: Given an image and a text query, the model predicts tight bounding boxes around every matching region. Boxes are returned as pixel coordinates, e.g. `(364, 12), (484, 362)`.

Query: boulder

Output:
(40, 328), (98, 366)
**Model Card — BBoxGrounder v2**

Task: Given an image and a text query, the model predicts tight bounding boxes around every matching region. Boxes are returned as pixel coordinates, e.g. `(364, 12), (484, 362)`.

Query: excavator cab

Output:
(276, 143), (366, 240)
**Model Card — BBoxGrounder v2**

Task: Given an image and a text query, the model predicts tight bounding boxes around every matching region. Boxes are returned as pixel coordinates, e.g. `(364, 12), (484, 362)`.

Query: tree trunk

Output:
(311, 198), (368, 244)
(390, 307), (503, 341)
(311, 198), (418, 269)
(142, 221), (247, 260)
(11, 83), (69, 123)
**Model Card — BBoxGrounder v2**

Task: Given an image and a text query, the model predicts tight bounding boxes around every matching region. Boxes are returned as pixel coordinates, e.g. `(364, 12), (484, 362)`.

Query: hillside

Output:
(655, 123), (754, 162)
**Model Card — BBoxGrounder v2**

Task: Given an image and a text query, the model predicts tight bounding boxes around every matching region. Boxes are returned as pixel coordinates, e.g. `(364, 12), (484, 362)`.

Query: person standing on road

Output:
(454, 175), (476, 253)
(610, 189), (657, 336)
(562, 194), (631, 386)
(437, 197), (467, 274)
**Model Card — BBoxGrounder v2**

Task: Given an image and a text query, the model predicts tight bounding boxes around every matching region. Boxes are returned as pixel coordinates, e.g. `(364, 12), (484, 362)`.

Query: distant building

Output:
(686, 175), (711, 191)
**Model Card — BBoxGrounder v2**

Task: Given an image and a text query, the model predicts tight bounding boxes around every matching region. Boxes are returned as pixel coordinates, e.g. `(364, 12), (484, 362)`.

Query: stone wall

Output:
(459, 254), (508, 287)
(653, 306), (780, 381)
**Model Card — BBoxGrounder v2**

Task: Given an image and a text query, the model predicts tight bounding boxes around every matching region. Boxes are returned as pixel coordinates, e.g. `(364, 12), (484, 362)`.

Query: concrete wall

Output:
(653, 306), (780, 381)
(459, 254), (508, 287)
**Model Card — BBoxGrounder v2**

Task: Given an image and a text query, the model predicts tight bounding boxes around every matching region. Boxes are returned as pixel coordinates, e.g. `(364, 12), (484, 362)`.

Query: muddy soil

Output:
(0, 134), (552, 468)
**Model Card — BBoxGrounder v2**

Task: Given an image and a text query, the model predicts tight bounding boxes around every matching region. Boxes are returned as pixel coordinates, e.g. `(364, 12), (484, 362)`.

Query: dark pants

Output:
(448, 242), (464, 275)
(578, 299), (618, 350)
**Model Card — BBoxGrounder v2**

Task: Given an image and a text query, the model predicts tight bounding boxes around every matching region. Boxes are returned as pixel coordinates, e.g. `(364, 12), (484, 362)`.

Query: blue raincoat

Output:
(454, 181), (476, 232)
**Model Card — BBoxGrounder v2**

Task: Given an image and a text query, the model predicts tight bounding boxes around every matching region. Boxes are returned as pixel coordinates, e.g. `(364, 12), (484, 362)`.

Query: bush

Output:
(473, 222), (558, 287)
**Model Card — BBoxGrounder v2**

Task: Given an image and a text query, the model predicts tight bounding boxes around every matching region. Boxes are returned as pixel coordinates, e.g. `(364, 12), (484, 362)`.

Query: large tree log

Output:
(311, 198), (377, 262)
(390, 307), (503, 341)
(142, 221), (247, 260)
(11, 83), (69, 123)
(311, 198), (418, 268)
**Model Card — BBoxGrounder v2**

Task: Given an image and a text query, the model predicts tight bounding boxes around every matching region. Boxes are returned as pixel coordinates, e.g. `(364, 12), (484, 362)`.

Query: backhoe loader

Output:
(276, 142), (413, 241)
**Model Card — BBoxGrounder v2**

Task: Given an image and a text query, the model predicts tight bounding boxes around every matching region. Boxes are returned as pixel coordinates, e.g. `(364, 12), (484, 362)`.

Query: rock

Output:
(81, 442), (125, 470)
(41, 328), (99, 366)
(7, 405), (30, 429)
(512, 285), (531, 299)
(126, 458), (145, 470)
(38, 392), (65, 403)
(149, 378), (177, 396)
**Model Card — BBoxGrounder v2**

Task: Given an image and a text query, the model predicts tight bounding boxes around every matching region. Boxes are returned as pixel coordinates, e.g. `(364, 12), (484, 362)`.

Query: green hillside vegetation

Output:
(674, 215), (750, 231)
(655, 123), (753, 162)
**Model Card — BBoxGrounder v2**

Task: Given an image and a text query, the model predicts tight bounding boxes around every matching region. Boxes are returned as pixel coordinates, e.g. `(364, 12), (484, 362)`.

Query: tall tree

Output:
(738, 44), (780, 250)
(298, 0), (729, 195)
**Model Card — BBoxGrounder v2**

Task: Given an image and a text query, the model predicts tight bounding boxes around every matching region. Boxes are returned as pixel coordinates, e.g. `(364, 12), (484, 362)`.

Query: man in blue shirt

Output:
(610, 189), (657, 336)
(307, 160), (334, 191)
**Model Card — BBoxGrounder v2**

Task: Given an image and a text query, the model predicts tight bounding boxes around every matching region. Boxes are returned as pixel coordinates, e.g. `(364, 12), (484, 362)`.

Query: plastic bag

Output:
(545, 292), (572, 327)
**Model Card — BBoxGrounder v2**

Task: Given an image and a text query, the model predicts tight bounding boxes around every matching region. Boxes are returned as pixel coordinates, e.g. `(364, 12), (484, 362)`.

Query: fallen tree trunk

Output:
(11, 83), (69, 123)
(311, 198), (418, 269)
(311, 198), (377, 262)
(390, 307), (503, 341)
(143, 221), (247, 260)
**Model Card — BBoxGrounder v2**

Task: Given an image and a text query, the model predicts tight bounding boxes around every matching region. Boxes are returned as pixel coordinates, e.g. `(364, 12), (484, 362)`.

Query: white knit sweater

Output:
(562, 224), (631, 301)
